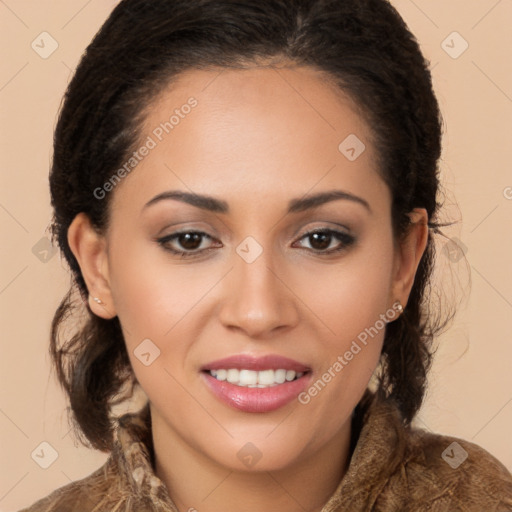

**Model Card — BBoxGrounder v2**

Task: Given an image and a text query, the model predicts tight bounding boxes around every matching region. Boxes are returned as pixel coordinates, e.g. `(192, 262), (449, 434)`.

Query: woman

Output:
(19, 0), (512, 511)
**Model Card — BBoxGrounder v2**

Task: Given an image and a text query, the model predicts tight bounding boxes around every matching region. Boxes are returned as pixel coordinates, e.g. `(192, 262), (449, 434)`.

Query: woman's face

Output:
(73, 64), (425, 472)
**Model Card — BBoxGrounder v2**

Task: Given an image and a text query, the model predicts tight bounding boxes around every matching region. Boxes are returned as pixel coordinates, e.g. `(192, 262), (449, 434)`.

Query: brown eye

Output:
(157, 231), (218, 258)
(157, 228), (355, 259)
(176, 232), (204, 250)
(308, 232), (332, 250)
(295, 229), (355, 254)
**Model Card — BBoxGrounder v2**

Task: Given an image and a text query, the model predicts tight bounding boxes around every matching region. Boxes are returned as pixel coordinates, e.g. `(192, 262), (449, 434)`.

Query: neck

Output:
(150, 409), (353, 512)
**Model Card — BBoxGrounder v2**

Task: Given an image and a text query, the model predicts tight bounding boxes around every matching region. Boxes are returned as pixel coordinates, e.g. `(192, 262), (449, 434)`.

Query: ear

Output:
(67, 212), (117, 319)
(389, 207), (429, 309)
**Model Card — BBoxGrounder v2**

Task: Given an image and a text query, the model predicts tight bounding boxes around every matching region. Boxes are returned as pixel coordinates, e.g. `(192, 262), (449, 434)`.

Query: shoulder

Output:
(16, 403), (176, 512)
(385, 425), (512, 511)
(17, 404), (173, 512)
(17, 457), (119, 512)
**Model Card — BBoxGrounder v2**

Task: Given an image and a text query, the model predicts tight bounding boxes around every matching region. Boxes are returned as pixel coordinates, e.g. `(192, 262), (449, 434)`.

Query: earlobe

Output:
(67, 213), (117, 319)
(391, 208), (429, 308)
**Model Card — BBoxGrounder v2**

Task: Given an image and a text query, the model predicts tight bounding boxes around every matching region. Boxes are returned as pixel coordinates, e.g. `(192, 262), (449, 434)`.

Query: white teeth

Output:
(208, 369), (305, 387)
(258, 369), (275, 385)
(275, 369), (286, 383)
(215, 369), (227, 381)
(226, 369), (239, 383)
(239, 369), (258, 386)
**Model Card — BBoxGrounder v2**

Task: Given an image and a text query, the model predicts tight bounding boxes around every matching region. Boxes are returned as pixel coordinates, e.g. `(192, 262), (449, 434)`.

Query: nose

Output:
(218, 246), (300, 338)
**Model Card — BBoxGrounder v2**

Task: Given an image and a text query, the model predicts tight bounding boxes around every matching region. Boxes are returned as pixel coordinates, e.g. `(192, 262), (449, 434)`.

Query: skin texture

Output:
(67, 64), (428, 512)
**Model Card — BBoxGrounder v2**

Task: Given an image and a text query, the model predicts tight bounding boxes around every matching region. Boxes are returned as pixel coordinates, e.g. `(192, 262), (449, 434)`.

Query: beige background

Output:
(1, 1), (511, 510)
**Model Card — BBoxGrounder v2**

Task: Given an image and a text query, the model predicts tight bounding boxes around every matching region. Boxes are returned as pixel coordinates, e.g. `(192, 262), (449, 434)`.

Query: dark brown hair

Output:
(49, 0), (450, 452)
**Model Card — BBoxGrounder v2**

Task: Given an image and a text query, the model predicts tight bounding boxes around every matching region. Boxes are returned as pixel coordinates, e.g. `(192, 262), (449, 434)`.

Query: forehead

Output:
(145, 64), (371, 150)
(109, 65), (387, 215)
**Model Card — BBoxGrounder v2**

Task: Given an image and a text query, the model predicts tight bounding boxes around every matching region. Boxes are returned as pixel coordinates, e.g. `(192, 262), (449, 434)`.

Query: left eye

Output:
(294, 229), (355, 253)
(157, 228), (355, 257)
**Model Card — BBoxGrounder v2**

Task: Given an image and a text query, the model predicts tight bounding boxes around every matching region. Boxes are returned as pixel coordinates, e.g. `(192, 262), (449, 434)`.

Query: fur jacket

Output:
(18, 390), (512, 511)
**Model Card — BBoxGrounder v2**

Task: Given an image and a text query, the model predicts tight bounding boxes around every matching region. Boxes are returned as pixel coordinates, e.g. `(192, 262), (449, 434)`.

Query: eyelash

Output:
(156, 228), (355, 259)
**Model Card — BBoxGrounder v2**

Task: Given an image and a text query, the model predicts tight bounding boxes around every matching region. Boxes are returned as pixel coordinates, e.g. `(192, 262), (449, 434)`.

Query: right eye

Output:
(157, 231), (221, 258)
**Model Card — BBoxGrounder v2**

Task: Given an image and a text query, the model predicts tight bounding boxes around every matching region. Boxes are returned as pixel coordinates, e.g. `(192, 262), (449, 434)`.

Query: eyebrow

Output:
(142, 189), (371, 214)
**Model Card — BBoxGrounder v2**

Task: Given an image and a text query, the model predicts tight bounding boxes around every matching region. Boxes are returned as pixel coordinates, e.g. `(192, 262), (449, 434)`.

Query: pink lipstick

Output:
(201, 354), (312, 413)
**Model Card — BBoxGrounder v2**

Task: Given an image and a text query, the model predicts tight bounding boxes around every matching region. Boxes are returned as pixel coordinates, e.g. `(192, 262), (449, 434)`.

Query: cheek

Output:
(107, 237), (218, 341)
(107, 237), (231, 404)
(108, 222), (394, 399)
(109, 222), (395, 357)
(296, 233), (395, 410)
(300, 236), (395, 343)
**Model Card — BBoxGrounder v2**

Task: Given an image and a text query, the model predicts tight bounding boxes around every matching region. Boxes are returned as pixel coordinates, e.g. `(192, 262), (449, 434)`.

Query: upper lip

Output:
(201, 354), (311, 372)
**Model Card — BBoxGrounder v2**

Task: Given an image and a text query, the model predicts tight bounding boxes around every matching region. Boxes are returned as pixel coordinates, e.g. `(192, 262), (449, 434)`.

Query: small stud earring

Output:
(93, 297), (103, 305)
(396, 301), (404, 315)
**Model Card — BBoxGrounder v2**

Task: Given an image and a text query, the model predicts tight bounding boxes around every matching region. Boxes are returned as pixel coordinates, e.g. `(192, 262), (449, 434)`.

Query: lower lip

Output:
(202, 372), (311, 413)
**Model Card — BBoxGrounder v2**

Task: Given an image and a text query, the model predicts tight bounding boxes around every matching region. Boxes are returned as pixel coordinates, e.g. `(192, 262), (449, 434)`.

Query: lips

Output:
(201, 354), (312, 413)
